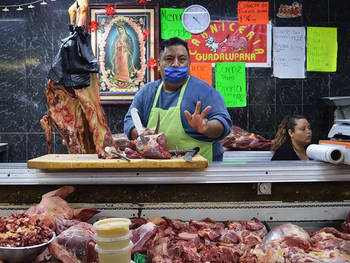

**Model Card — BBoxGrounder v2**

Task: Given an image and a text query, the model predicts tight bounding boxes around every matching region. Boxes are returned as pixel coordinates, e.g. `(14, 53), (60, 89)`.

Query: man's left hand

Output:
(184, 101), (211, 134)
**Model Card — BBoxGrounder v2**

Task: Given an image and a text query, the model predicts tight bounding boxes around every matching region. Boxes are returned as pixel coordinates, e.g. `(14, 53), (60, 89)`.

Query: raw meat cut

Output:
(49, 222), (98, 263)
(112, 133), (130, 151)
(41, 75), (121, 158)
(222, 125), (274, 151)
(125, 133), (172, 159)
(263, 223), (310, 242)
(131, 222), (158, 254)
(26, 186), (99, 231)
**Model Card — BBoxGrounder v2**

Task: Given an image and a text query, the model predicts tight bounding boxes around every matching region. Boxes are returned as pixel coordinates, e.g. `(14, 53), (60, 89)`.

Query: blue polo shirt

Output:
(124, 76), (232, 161)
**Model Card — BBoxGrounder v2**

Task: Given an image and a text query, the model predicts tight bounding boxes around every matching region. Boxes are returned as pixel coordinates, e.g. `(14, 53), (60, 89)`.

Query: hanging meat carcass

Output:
(41, 0), (121, 158)
(41, 75), (121, 158)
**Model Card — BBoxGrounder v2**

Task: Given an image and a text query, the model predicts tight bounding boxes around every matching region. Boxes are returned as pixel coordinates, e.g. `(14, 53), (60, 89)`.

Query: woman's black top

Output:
(271, 142), (300, 161)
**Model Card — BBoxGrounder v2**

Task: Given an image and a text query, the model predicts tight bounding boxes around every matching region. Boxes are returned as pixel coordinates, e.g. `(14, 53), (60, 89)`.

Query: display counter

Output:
(0, 151), (350, 206)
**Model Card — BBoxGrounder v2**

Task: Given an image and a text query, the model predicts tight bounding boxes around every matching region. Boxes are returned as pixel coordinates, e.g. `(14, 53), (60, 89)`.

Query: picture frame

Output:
(88, 3), (159, 104)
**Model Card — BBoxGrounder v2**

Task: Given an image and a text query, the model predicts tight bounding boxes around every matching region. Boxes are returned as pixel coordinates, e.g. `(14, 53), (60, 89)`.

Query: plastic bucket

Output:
(94, 232), (132, 250)
(93, 218), (131, 239)
(95, 241), (133, 263)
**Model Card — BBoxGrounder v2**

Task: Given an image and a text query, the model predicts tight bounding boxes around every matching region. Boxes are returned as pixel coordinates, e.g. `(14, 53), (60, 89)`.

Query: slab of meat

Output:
(26, 186), (99, 231)
(41, 74), (121, 158)
(112, 133), (130, 151)
(263, 223), (310, 242)
(222, 125), (274, 151)
(48, 222), (98, 263)
(131, 222), (158, 254)
(125, 133), (172, 159)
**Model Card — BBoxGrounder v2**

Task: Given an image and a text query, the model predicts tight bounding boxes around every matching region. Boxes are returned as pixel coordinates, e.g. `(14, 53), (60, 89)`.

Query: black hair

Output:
(271, 115), (308, 152)
(160, 37), (190, 58)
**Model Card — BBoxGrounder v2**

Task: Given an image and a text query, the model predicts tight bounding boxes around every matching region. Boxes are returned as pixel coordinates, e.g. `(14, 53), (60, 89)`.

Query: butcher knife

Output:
(183, 147), (200, 162)
(169, 147), (200, 162)
(131, 108), (147, 145)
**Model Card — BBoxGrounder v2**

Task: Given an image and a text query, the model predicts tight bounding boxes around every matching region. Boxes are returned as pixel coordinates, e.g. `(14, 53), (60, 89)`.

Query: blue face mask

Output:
(164, 66), (189, 84)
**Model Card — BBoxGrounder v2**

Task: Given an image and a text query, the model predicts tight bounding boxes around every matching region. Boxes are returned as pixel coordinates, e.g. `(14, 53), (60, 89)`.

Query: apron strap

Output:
(151, 76), (191, 109)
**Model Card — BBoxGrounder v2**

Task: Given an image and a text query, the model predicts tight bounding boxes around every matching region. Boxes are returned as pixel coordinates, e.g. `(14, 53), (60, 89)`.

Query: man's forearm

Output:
(203, 119), (224, 139)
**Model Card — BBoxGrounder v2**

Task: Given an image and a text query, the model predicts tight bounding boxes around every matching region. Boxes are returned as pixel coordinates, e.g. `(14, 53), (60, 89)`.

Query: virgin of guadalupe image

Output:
(111, 23), (137, 85)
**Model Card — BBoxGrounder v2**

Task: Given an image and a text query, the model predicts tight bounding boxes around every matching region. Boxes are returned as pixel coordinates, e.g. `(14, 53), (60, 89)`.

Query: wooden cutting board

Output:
(27, 154), (209, 170)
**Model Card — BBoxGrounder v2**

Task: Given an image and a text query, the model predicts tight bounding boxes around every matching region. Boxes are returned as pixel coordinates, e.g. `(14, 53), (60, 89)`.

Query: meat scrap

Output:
(0, 212), (53, 247)
(222, 125), (274, 151)
(125, 133), (172, 159)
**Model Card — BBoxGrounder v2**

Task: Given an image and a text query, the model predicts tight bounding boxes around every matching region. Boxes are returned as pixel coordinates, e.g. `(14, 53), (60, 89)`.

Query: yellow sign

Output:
(307, 27), (337, 72)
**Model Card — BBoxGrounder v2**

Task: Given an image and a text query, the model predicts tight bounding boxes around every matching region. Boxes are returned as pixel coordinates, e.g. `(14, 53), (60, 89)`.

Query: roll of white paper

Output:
(306, 144), (344, 164)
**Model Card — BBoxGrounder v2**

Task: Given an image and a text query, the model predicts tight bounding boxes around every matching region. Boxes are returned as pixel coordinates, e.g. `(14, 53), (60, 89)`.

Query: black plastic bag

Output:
(48, 26), (99, 89)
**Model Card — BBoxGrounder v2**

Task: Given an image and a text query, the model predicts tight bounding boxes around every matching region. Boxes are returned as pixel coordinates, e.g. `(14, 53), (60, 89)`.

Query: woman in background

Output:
(271, 115), (312, 161)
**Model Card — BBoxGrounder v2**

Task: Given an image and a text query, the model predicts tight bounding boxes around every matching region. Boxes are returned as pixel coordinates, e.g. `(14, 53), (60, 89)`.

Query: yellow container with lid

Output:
(95, 241), (133, 263)
(94, 232), (132, 250)
(93, 218), (131, 239)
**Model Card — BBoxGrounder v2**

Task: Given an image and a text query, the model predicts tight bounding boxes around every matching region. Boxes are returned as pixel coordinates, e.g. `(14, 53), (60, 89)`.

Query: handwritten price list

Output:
(238, 2), (269, 25)
(307, 27), (337, 72)
(190, 63), (212, 85)
(160, 8), (191, 39)
(215, 62), (246, 108)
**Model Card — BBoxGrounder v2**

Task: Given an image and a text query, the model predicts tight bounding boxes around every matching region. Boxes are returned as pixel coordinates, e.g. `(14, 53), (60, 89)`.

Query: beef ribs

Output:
(41, 75), (121, 158)
(222, 125), (274, 151)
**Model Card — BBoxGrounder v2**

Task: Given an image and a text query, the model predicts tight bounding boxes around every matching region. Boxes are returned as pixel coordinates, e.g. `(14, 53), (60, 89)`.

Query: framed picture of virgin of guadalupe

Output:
(88, 3), (159, 104)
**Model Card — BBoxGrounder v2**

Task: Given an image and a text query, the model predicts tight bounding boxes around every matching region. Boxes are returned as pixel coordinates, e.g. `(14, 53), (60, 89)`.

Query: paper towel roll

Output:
(306, 144), (344, 164)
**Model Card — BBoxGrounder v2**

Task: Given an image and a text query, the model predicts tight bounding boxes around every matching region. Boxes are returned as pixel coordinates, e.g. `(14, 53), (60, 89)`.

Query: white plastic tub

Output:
(94, 232), (132, 250)
(95, 241), (133, 263)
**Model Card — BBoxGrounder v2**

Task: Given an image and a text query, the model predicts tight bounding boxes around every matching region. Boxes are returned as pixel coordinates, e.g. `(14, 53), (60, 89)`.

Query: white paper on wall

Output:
(273, 27), (306, 79)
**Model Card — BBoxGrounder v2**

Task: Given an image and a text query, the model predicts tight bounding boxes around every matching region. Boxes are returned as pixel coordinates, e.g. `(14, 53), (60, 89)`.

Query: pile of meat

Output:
(4, 185), (350, 263)
(222, 126), (274, 151)
(130, 217), (350, 263)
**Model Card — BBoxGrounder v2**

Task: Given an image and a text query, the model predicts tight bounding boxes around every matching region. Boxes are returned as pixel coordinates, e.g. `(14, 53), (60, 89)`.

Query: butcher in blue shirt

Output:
(124, 37), (232, 161)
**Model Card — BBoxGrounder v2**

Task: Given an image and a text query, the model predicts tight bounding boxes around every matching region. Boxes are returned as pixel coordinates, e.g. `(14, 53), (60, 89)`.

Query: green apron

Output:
(146, 77), (214, 161)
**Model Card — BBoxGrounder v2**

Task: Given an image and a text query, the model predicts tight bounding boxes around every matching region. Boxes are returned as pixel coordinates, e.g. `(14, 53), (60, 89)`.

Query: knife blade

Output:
(155, 114), (161, 134)
(131, 108), (147, 145)
(183, 147), (200, 162)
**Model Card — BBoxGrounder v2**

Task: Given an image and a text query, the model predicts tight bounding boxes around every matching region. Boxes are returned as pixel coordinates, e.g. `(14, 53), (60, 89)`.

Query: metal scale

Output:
(322, 96), (350, 139)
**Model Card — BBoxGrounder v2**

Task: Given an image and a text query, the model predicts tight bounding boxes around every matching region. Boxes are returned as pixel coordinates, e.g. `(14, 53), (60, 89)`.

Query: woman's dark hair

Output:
(271, 115), (307, 152)
(160, 37), (190, 58)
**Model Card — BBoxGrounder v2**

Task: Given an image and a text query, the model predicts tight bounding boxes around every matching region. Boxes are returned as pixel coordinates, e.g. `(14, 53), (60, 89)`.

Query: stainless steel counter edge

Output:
(1, 161), (350, 185)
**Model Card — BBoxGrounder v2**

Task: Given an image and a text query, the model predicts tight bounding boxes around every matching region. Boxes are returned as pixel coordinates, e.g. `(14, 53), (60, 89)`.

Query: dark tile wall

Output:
(0, 0), (348, 161)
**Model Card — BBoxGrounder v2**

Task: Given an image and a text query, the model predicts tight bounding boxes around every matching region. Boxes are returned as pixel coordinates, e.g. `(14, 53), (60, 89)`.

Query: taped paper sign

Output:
(190, 63), (212, 85)
(307, 27), (337, 72)
(273, 27), (305, 79)
(277, 2), (302, 18)
(160, 8), (191, 39)
(238, 1), (269, 25)
(215, 62), (246, 108)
